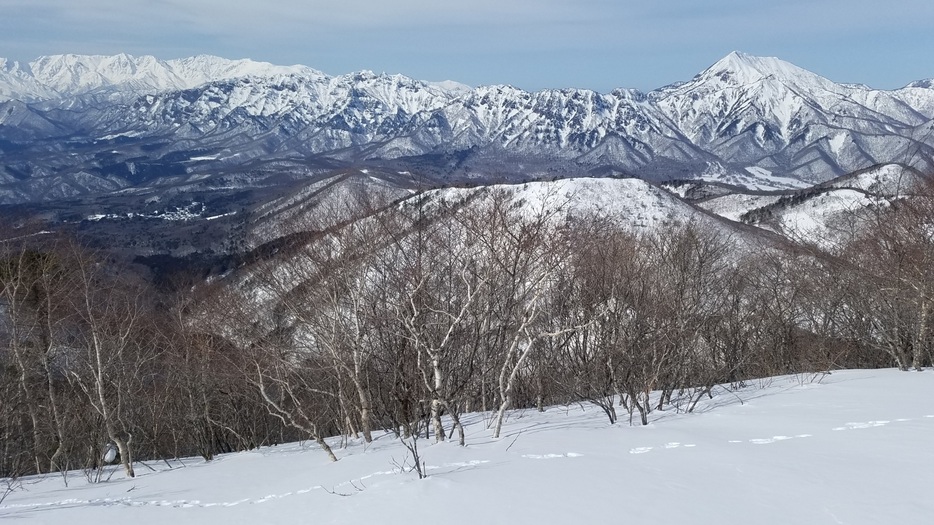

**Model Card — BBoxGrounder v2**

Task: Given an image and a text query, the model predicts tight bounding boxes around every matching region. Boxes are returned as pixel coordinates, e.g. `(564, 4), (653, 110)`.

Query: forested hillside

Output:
(3, 170), (933, 480)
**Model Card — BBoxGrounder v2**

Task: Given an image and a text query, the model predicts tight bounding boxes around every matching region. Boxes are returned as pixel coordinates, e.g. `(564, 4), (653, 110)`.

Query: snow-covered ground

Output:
(828, 164), (919, 195)
(698, 165), (916, 227)
(2, 369), (932, 524)
(698, 193), (782, 222)
(697, 167), (812, 191)
(431, 177), (713, 231)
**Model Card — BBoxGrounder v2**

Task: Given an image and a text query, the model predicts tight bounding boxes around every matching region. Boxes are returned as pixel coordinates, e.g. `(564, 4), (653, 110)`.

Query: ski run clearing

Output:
(2, 369), (932, 524)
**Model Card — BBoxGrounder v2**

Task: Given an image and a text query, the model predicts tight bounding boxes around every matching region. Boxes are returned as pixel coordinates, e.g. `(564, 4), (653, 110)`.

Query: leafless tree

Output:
(0, 234), (80, 476)
(832, 172), (934, 370)
(65, 246), (157, 478)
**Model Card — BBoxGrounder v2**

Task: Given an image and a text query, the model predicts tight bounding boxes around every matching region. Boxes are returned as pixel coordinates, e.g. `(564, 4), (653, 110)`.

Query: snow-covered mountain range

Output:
(0, 54), (322, 102)
(0, 51), (932, 204)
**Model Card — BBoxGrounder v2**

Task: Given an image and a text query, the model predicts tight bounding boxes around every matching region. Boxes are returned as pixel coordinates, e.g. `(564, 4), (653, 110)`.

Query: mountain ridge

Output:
(0, 53), (325, 102)
(3, 50), (924, 101)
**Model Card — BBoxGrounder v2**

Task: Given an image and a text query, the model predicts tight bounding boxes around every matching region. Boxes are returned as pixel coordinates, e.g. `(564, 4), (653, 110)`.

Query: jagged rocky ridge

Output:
(1, 51), (933, 203)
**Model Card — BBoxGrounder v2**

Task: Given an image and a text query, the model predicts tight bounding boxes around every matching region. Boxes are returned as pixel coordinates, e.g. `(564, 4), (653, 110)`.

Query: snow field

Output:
(2, 369), (933, 524)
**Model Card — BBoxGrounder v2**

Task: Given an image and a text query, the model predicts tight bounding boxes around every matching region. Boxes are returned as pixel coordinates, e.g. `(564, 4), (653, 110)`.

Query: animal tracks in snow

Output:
(521, 453), (583, 460)
(616, 415), (933, 457)
(0, 490), (322, 512)
(0, 459), (498, 513)
(747, 434), (811, 445)
(732, 415), (934, 448)
(631, 435), (815, 454)
(832, 415), (934, 432)
(833, 420), (890, 431)
(629, 442), (697, 455)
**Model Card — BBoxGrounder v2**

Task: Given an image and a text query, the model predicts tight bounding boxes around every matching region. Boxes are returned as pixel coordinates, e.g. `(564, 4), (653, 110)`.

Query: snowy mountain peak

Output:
(711, 50), (758, 69)
(28, 53), (167, 94)
(428, 80), (473, 94)
(171, 54), (324, 79)
(0, 53), (328, 102)
(699, 51), (833, 91)
(0, 57), (21, 72)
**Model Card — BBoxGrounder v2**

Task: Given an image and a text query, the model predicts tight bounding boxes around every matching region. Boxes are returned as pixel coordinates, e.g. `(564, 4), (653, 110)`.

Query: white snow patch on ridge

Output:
(430, 177), (705, 230)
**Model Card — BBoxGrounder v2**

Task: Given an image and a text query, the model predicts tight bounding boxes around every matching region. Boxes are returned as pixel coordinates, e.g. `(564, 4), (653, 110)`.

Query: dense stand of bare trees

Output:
(3, 177), (933, 480)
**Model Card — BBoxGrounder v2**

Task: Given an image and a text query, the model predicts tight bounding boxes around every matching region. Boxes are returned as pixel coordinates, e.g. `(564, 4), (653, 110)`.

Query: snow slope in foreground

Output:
(2, 369), (933, 524)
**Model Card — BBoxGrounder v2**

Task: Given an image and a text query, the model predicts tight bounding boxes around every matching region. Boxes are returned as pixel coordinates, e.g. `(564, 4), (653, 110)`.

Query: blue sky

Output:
(2, 0), (932, 92)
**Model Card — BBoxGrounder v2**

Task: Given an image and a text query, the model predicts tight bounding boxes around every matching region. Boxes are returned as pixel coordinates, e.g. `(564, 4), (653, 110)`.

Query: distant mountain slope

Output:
(694, 163), (929, 249)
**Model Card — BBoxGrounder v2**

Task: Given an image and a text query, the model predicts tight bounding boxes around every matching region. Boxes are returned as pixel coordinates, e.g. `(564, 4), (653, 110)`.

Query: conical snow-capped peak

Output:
(697, 51), (835, 91)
